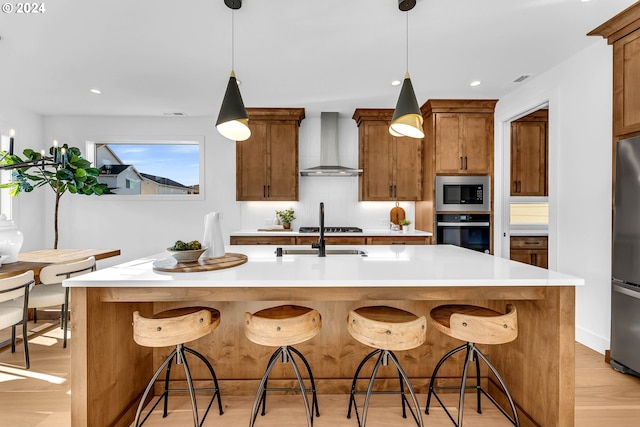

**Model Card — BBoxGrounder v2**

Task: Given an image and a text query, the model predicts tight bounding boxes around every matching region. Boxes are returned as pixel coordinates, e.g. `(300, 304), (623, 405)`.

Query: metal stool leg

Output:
(347, 349), (381, 420)
(250, 346), (284, 427)
(285, 346), (314, 427)
(289, 345), (320, 417)
(162, 351), (176, 417)
(474, 350), (482, 414)
(425, 343), (467, 417)
(473, 346), (520, 427)
(134, 348), (178, 427)
(178, 345), (199, 427)
(184, 346), (224, 417)
(457, 344), (473, 427)
(387, 351), (424, 427)
(360, 350), (385, 427)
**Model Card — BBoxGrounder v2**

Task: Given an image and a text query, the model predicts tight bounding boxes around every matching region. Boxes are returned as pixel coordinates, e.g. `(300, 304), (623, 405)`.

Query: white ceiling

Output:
(0, 0), (636, 118)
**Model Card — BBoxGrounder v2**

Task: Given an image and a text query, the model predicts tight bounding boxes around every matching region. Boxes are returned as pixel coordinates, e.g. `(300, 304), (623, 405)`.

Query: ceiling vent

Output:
(513, 75), (531, 83)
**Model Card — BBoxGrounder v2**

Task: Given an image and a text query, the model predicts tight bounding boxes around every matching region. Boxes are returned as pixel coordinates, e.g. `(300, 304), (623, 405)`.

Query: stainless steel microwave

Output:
(435, 176), (491, 212)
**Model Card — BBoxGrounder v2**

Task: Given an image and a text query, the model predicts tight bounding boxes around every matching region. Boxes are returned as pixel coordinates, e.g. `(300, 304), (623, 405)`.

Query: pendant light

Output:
(389, 0), (424, 139)
(216, 0), (251, 141)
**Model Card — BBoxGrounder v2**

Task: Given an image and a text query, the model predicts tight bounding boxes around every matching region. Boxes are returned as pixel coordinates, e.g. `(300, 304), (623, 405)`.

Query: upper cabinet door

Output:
(462, 114), (493, 174)
(360, 121), (394, 200)
(511, 111), (548, 196)
(434, 113), (493, 175)
(394, 135), (423, 200)
(236, 108), (304, 201)
(236, 122), (268, 201)
(354, 108), (423, 201)
(435, 114), (464, 173)
(267, 122), (299, 200)
(614, 31), (640, 138)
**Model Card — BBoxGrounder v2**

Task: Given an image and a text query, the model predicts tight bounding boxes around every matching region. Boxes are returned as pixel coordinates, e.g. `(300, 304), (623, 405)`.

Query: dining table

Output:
(0, 248), (121, 282)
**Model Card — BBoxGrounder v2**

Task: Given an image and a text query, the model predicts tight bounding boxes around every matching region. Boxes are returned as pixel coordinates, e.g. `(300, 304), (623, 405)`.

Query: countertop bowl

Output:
(166, 247), (207, 263)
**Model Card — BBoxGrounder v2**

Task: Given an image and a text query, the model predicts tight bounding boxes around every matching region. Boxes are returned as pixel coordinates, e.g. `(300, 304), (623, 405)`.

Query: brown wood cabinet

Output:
(420, 100), (496, 176)
(415, 100), (497, 237)
(231, 235), (431, 245)
(510, 236), (548, 269)
(236, 108), (305, 201)
(511, 109), (548, 196)
(230, 236), (296, 245)
(590, 4), (640, 139)
(353, 109), (423, 201)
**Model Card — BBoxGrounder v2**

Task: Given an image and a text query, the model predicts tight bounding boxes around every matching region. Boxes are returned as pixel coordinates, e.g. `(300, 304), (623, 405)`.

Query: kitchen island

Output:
(65, 244), (582, 427)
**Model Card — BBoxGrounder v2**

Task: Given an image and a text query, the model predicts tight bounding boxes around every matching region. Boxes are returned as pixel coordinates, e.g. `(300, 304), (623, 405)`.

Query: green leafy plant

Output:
(0, 144), (110, 249)
(400, 219), (412, 226)
(276, 208), (296, 224)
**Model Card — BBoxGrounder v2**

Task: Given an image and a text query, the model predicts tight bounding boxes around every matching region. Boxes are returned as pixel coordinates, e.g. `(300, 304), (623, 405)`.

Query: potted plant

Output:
(400, 218), (412, 233)
(275, 208), (295, 230)
(0, 144), (110, 249)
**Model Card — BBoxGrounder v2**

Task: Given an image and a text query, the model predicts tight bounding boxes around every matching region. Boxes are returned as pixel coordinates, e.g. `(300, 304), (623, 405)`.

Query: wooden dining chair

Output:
(0, 271), (35, 369)
(28, 256), (96, 348)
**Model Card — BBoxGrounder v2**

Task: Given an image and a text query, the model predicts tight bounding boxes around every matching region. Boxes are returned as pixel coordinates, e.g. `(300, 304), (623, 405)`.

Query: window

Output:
(86, 137), (204, 200)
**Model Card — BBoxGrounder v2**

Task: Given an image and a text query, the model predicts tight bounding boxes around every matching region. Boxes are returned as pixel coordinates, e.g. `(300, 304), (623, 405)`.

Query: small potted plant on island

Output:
(276, 208), (295, 230)
(400, 218), (412, 233)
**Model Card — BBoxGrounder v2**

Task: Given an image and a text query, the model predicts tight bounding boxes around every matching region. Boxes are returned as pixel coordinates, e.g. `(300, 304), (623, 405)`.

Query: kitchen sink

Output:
(276, 248), (368, 257)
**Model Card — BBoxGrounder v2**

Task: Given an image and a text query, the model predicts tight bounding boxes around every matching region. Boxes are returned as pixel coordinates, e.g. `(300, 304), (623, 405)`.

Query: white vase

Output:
(0, 214), (23, 263)
(202, 212), (225, 258)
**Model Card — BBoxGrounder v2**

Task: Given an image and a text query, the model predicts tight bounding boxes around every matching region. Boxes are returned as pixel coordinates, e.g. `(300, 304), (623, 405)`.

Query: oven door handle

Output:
(437, 222), (490, 227)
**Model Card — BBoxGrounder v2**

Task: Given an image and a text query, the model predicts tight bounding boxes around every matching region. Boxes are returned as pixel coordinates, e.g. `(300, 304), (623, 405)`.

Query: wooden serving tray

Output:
(152, 252), (248, 273)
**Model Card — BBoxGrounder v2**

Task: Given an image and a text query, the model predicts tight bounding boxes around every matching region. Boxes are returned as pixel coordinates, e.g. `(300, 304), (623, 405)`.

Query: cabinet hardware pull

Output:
(263, 185), (266, 198)
(390, 186), (393, 198)
(464, 156), (468, 170)
(267, 185), (270, 198)
(460, 156), (464, 170)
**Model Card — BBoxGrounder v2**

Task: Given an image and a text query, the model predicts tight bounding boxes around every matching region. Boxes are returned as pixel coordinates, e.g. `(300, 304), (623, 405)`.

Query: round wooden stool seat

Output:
(133, 306), (221, 348)
(430, 304), (517, 345)
(245, 304), (322, 347)
(348, 305), (427, 351)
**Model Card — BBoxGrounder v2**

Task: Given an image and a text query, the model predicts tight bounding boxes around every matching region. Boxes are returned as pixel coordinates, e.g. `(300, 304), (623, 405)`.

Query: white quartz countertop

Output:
(231, 229), (433, 237)
(64, 244), (583, 288)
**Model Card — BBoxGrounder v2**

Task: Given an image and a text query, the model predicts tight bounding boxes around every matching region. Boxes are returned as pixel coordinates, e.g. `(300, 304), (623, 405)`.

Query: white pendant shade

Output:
(216, 117), (251, 141)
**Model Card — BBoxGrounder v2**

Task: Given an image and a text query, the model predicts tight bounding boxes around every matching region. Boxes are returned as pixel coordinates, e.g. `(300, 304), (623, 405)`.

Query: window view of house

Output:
(95, 143), (199, 195)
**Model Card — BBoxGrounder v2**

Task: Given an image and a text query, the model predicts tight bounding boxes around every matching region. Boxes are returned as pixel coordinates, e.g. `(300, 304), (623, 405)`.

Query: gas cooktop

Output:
(298, 227), (363, 233)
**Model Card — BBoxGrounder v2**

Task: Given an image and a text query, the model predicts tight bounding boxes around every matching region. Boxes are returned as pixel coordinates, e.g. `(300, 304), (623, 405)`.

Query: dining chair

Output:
(28, 256), (96, 348)
(0, 271), (35, 369)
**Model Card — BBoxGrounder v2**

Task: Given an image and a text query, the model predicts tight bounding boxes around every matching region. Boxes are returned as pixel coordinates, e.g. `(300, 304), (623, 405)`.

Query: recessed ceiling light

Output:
(90, 89), (102, 94)
(579, 0), (592, 3)
(391, 80), (401, 86)
(470, 80), (482, 87)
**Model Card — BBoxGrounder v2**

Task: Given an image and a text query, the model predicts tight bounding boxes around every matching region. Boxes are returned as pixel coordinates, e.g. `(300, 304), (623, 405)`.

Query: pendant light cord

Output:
(405, 10), (409, 74)
(231, 9), (235, 72)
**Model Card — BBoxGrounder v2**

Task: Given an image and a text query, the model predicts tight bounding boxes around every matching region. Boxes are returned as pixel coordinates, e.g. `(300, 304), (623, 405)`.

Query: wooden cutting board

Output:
(390, 202), (405, 226)
(152, 253), (248, 273)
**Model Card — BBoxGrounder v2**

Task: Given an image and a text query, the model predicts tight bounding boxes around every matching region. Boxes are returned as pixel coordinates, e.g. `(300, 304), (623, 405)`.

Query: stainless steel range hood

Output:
(299, 112), (362, 177)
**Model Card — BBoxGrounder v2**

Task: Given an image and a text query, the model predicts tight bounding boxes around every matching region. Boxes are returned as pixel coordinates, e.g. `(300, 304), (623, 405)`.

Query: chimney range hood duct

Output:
(299, 112), (362, 177)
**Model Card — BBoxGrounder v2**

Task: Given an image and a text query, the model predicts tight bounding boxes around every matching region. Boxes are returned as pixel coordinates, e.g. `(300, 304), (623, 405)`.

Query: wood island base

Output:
(70, 285), (574, 427)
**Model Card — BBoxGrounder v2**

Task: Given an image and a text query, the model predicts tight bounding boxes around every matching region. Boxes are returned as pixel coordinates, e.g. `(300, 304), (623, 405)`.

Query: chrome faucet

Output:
(311, 202), (326, 257)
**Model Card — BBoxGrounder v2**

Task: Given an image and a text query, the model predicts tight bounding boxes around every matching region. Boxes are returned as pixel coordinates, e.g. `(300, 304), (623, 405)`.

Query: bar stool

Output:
(244, 304), (321, 427)
(132, 306), (224, 427)
(346, 305), (426, 427)
(425, 304), (519, 427)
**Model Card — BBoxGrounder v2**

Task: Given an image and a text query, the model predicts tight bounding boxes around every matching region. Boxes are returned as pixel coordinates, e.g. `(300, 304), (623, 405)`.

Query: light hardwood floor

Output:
(0, 321), (639, 427)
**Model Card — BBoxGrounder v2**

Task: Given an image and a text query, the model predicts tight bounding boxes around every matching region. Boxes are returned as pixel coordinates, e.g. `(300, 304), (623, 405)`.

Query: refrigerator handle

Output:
(613, 284), (640, 300)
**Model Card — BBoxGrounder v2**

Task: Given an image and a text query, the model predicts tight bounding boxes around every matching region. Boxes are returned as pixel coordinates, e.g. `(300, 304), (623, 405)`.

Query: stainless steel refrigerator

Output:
(611, 135), (640, 377)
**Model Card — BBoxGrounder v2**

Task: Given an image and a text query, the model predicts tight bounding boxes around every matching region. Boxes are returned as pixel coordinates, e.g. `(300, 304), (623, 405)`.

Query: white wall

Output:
(495, 41), (614, 353)
(43, 115), (412, 265)
(0, 104), (47, 252)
